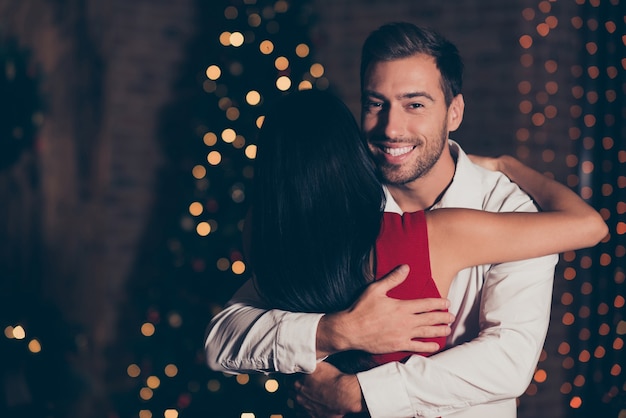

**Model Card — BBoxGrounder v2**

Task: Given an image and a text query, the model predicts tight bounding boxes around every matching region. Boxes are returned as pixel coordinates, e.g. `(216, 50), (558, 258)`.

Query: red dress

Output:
(371, 210), (447, 364)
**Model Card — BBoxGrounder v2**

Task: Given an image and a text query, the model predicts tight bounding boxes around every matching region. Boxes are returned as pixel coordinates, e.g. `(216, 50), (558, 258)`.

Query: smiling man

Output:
(205, 22), (558, 418)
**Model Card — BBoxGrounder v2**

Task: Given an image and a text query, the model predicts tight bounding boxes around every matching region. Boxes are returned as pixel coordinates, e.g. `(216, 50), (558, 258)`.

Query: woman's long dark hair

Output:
(249, 89), (384, 373)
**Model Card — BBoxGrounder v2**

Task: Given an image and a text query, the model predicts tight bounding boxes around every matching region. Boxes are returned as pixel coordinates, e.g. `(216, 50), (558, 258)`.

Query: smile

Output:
(383, 146), (415, 156)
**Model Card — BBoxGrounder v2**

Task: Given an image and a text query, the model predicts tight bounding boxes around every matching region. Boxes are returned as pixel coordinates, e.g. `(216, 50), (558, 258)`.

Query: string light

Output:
(518, 1), (625, 416)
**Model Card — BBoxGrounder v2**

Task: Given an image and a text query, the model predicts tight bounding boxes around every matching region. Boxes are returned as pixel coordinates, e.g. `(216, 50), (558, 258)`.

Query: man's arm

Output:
(294, 258), (556, 417)
(205, 278), (322, 374)
(205, 268), (452, 374)
(356, 258), (556, 417)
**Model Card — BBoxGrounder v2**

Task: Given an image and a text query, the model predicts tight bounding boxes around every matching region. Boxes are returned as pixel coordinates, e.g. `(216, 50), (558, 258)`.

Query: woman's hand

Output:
(467, 154), (503, 172)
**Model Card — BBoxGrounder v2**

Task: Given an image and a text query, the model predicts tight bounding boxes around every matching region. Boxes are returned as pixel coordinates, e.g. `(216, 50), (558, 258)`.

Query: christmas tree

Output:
(113, 1), (328, 416)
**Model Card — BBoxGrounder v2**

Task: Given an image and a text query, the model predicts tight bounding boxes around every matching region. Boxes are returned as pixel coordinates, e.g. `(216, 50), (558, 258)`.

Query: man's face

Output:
(362, 54), (461, 185)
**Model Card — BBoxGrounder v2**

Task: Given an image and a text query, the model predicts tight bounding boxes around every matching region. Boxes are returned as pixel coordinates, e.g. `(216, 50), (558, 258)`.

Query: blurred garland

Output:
(0, 37), (42, 170)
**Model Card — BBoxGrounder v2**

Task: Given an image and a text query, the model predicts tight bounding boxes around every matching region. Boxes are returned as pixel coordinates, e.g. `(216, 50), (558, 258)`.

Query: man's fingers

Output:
(402, 297), (452, 314)
(372, 264), (410, 292)
(406, 341), (442, 354)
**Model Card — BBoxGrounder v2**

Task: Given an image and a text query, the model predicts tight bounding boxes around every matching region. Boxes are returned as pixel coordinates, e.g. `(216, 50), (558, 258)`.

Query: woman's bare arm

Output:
(427, 155), (608, 284)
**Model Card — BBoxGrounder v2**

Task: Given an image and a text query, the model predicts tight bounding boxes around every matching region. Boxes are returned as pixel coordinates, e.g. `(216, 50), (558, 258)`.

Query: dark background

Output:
(1, 0), (624, 417)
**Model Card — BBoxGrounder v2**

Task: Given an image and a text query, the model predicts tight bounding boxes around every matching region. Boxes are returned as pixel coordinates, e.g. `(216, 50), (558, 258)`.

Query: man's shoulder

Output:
(446, 142), (537, 213)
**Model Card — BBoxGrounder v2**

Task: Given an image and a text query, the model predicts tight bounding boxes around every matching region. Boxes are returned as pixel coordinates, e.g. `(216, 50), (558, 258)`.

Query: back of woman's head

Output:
(250, 89), (384, 314)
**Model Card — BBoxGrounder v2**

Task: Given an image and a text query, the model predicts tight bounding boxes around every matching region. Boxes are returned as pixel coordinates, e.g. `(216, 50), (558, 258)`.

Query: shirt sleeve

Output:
(357, 255), (557, 417)
(204, 278), (323, 374)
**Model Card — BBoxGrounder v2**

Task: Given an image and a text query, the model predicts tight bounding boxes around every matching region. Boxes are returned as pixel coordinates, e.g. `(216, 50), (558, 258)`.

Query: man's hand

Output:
(316, 265), (454, 357)
(293, 361), (364, 417)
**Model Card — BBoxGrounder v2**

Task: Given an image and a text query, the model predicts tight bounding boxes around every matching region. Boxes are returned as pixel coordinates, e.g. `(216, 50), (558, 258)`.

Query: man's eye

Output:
(409, 103), (424, 109)
(364, 102), (383, 111)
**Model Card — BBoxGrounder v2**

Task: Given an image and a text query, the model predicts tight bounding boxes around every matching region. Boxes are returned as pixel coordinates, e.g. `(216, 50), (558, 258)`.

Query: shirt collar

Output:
(383, 140), (485, 213)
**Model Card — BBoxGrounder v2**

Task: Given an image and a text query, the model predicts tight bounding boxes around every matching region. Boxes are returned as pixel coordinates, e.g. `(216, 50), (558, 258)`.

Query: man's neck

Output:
(386, 151), (456, 213)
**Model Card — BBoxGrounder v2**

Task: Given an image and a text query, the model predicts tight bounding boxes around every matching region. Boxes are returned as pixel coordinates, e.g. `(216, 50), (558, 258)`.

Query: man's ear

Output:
(447, 94), (465, 132)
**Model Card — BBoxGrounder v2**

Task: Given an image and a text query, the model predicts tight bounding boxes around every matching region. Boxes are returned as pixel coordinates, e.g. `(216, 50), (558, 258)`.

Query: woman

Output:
(246, 89), (607, 373)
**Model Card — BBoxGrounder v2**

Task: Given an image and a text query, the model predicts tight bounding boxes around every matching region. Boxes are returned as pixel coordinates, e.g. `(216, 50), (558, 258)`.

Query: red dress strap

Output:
(372, 211), (447, 364)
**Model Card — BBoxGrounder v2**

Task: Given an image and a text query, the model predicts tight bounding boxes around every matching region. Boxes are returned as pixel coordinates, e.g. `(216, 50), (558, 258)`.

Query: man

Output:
(205, 22), (557, 417)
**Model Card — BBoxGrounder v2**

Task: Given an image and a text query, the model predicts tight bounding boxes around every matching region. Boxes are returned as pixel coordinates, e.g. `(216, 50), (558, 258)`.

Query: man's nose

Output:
(384, 107), (406, 139)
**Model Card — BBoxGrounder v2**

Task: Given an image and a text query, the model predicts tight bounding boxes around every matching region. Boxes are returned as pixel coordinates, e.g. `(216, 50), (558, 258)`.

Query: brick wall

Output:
(0, 1), (588, 416)
(0, 0), (196, 415)
(309, 2), (584, 417)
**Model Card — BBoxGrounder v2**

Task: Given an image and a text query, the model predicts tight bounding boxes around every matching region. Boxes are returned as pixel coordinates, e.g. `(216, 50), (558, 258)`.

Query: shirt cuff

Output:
(274, 311), (324, 373)
(357, 362), (414, 418)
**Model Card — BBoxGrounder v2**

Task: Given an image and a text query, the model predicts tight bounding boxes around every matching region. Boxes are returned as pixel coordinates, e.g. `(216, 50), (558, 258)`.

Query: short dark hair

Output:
(360, 22), (464, 106)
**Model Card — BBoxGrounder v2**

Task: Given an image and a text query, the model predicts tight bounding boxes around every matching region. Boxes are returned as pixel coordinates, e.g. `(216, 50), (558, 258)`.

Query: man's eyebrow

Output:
(362, 90), (386, 101)
(362, 90), (435, 103)
(401, 91), (435, 102)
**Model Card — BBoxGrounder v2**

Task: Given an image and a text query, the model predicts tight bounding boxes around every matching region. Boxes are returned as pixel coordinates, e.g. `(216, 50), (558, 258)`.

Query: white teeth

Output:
(384, 146), (414, 156)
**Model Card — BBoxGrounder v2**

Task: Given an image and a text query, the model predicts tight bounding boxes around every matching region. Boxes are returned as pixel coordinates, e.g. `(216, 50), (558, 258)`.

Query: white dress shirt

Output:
(205, 141), (558, 418)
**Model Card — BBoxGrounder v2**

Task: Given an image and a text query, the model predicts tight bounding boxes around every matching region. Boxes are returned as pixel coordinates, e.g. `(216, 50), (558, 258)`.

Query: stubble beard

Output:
(376, 127), (448, 186)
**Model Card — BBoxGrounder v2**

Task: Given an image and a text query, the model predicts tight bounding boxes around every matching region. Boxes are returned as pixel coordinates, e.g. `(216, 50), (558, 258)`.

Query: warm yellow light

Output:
(197, 222), (211, 236)
(165, 364), (178, 377)
(207, 151), (222, 165)
(296, 43), (310, 58)
(276, 76), (291, 91)
(236, 374), (250, 385)
(203, 132), (218, 146)
(230, 32), (244, 47)
(4, 326), (14, 338)
(127, 364), (141, 378)
(519, 35), (533, 49)
(265, 378), (279, 393)
(538, 1), (551, 13)
(12, 325), (25, 340)
(260, 40), (274, 55)
(141, 323), (155, 337)
(192, 165), (206, 179)
(147, 376), (160, 389)
(245, 144), (257, 159)
(310, 63), (324, 78)
(189, 202), (203, 216)
(206, 65), (222, 80)
(226, 107), (240, 121)
(28, 339), (42, 353)
(222, 128), (237, 143)
(246, 90), (261, 106)
(546, 16), (558, 29)
(164, 409), (178, 418)
(569, 396), (582, 409)
(139, 387), (153, 400)
(275, 56), (289, 70)
(219, 32), (231, 46)
(562, 312), (575, 325)
(232, 260), (246, 275)
(139, 409), (152, 418)
(299, 80), (313, 90)
(256, 116), (265, 128)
